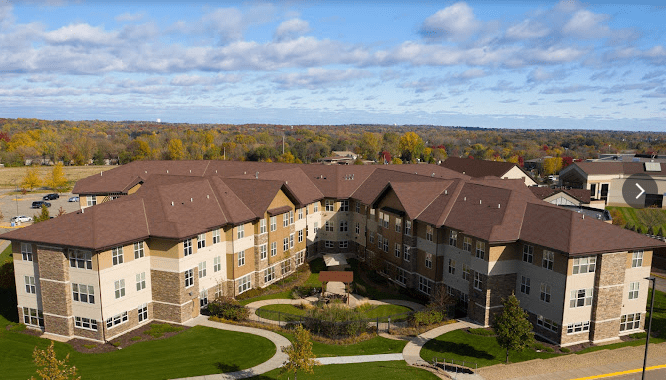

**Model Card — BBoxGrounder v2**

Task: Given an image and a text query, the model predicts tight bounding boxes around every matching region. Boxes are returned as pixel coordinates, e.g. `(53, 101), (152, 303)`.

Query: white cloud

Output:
(505, 19), (549, 40)
(528, 68), (566, 83)
(274, 18), (310, 41)
(562, 10), (609, 39)
(115, 12), (144, 22)
(170, 73), (241, 86)
(274, 68), (372, 89)
(421, 2), (480, 40)
(43, 23), (119, 46)
(200, 8), (244, 43)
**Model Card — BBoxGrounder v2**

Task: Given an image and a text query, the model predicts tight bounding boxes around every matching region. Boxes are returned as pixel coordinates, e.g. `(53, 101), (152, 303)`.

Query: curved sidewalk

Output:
(402, 320), (478, 366)
(176, 315), (292, 380)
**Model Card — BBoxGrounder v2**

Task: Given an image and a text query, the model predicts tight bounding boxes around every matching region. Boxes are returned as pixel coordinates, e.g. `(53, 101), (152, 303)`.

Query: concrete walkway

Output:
(402, 320), (478, 367)
(317, 353), (404, 365)
(175, 315), (292, 380)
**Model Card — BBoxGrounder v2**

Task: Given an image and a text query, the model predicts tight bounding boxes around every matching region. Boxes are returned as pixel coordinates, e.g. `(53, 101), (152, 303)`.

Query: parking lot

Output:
(0, 189), (81, 234)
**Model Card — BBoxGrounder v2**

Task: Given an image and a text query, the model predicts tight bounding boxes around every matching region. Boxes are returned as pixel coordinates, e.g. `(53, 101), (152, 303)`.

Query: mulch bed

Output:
(68, 322), (189, 353)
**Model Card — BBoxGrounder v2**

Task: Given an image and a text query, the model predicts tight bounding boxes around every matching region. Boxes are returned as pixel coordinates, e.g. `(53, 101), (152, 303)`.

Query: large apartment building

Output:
(4, 160), (664, 346)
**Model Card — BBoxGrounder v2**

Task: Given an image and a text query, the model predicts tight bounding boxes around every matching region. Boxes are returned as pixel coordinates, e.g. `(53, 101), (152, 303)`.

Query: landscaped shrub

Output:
(295, 285), (321, 298)
(208, 297), (250, 321)
(545, 347), (554, 352)
(409, 309), (443, 328)
(468, 328), (495, 336)
(532, 342), (546, 351)
(560, 347), (570, 353)
(302, 304), (367, 338)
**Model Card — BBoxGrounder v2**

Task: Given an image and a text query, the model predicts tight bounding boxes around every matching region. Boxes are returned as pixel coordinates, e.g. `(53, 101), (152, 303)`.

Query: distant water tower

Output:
(156, 118), (161, 123)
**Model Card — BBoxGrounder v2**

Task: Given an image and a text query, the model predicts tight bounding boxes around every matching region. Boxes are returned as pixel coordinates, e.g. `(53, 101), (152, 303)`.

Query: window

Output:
(237, 225), (245, 239)
(395, 243), (401, 258)
(629, 282), (640, 300)
(112, 247), (124, 266)
(69, 250), (92, 269)
(356, 202), (361, 213)
(404, 245), (411, 262)
(270, 216), (277, 231)
(281, 260), (291, 275)
(369, 232), (374, 244)
(462, 264), (470, 281)
(382, 213), (389, 228)
(25, 276), (36, 294)
(238, 274), (252, 294)
(325, 221), (334, 232)
(340, 200), (349, 212)
(138, 304), (148, 322)
(136, 272), (146, 291)
(283, 213), (289, 227)
(114, 279), (125, 299)
(264, 266), (276, 283)
(520, 276), (530, 295)
(289, 210), (294, 224)
(214, 255), (222, 271)
(290, 234), (294, 249)
(134, 241), (145, 259)
(260, 244), (267, 260)
(397, 268), (406, 285)
(426, 225), (433, 242)
(75, 316), (98, 331)
(395, 218), (402, 233)
(572, 256), (596, 274)
(567, 321), (590, 334)
(540, 283), (551, 303)
(570, 288), (593, 307)
(283, 237), (289, 252)
(298, 230), (304, 243)
(296, 251), (305, 266)
(370, 208), (375, 215)
(383, 237), (389, 252)
(325, 200), (334, 212)
(258, 219), (267, 234)
(418, 276), (432, 295)
(475, 241), (485, 259)
(106, 311), (128, 329)
(339, 221), (348, 232)
(474, 272), (483, 290)
(449, 230), (457, 246)
(339, 241), (348, 249)
(185, 269), (194, 287)
(238, 251), (245, 267)
(354, 222), (360, 235)
(463, 237), (472, 252)
(298, 208), (303, 220)
(213, 228), (221, 243)
(632, 251), (644, 268)
(314, 203), (319, 213)
(183, 239), (192, 256)
(87, 195), (97, 206)
(325, 241), (334, 249)
(523, 244), (534, 263)
(448, 259), (456, 274)
(542, 250), (554, 270)
(198, 261), (207, 278)
(22, 307), (44, 327)
(537, 315), (559, 332)
(198, 233), (206, 249)
(405, 220), (412, 235)
(377, 234), (383, 249)
(21, 243), (33, 261)
(271, 242), (277, 256)
(620, 313), (641, 332)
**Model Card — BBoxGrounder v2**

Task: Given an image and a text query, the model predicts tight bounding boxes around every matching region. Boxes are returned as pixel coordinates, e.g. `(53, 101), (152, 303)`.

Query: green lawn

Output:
(0, 244), (12, 264)
(256, 304), (411, 322)
(1, 326), (276, 380)
(239, 259), (325, 306)
(252, 361), (439, 380)
(607, 206), (666, 234)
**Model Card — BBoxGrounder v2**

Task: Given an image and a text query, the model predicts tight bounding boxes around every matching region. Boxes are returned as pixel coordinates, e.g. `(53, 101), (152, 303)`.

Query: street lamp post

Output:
(642, 276), (656, 380)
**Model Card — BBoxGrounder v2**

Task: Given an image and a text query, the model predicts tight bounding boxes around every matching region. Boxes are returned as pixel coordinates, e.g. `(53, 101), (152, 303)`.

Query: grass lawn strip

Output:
(253, 361), (439, 379)
(0, 244), (12, 264)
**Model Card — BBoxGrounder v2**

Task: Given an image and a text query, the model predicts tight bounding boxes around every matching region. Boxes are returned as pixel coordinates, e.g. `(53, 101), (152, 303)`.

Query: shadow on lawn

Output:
(215, 363), (242, 373)
(425, 341), (494, 361)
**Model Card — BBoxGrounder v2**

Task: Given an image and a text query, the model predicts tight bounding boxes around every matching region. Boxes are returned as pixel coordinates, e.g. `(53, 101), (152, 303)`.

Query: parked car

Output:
(10, 215), (32, 224)
(43, 193), (59, 200)
(31, 201), (51, 209)
(68, 196), (79, 202)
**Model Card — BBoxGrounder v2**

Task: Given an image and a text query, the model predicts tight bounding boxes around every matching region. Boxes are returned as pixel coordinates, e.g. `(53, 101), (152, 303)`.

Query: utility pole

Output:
(642, 276), (656, 380)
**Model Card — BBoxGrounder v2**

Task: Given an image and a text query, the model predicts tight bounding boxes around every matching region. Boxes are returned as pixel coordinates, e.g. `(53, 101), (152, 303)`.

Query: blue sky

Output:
(1, 1), (666, 130)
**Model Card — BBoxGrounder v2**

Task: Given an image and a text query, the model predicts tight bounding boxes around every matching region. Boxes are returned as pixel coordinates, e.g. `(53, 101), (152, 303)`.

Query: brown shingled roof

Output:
(573, 161), (666, 176)
(529, 187), (591, 204)
(440, 157), (519, 178)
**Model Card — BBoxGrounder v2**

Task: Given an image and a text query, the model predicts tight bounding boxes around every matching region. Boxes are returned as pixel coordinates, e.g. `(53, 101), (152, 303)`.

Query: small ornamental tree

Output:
(47, 163), (68, 193)
(492, 294), (534, 364)
(21, 167), (42, 191)
(31, 341), (81, 380)
(281, 325), (319, 380)
(33, 205), (50, 224)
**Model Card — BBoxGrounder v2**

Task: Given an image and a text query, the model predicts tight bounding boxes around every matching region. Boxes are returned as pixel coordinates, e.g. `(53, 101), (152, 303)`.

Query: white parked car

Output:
(68, 196), (79, 202)
(11, 215), (33, 224)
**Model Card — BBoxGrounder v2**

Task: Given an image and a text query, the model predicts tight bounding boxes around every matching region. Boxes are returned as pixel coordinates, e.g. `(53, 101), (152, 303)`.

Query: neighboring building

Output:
(559, 162), (666, 208)
(529, 187), (591, 207)
(440, 157), (537, 186)
(3, 160), (664, 347)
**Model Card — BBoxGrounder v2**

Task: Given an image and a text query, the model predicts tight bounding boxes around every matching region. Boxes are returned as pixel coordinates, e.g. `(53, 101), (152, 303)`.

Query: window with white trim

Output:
(69, 250), (93, 270)
(213, 228), (221, 244)
(463, 237), (472, 252)
(418, 276), (432, 295)
(281, 260), (291, 275)
(569, 288), (593, 308)
(185, 269), (194, 287)
(339, 241), (348, 249)
(475, 241), (485, 259)
(283, 213), (289, 227)
(629, 282), (640, 300)
(214, 256), (222, 272)
(25, 276), (36, 294)
(356, 202), (360, 213)
(383, 237), (389, 252)
(138, 304), (148, 322)
(567, 321), (590, 334)
(377, 234), (382, 249)
(260, 244), (267, 260)
(134, 241), (145, 259)
(283, 237), (289, 252)
(405, 220), (412, 235)
(369, 232), (374, 244)
(542, 250), (554, 270)
(106, 311), (128, 329)
(369, 207), (375, 215)
(425, 253), (433, 269)
(23, 307), (44, 327)
(462, 264), (470, 281)
(540, 283), (551, 303)
(290, 234), (294, 249)
(260, 219), (267, 234)
(238, 251), (245, 267)
(112, 246), (124, 266)
(537, 315), (559, 332)
(426, 225), (433, 242)
(238, 274), (251, 294)
(264, 266), (276, 284)
(404, 245), (411, 262)
(395, 218), (402, 233)
(298, 208), (303, 220)
(136, 272), (146, 291)
(114, 279), (125, 299)
(520, 276), (530, 295)
(395, 243), (401, 258)
(290, 210), (294, 224)
(523, 244), (534, 263)
(474, 272), (483, 290)
(183, 239), (192, 256)
(237, 225), (245, 239)
(632, 251), (644, 267)
(314, 203), (319, 213)
(21, 243), (33, 261)
(382, 213), (389, 228)
(339, 200), (349, 212)
(198, 233), (206, 249)
(620, 313), (641, 331)
(296, 251), (305, 266)
(572, 256), (596, 274)
(270, 216), (277, 231)
(325, 200), (334, 211)
(298, 230), (304, 243)
(87, 195), (97, 206)
(325, 241), (334, 249)
(271, 242), (277, 256)
(325, 221), (334, 232)
(397, 268), (406, 285)
(356, 221), (361, 235)
(449, 230), (457, 246)
(339, 220), (348, 232)
(75, 316), (98, 331)
(198, 261), (207, 278)
(448, 259), (456, 275)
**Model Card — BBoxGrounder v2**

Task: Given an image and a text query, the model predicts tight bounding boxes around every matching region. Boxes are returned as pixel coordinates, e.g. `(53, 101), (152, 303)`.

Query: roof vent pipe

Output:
(190, 198), (193, 202)
(100, 171), (103, 176)
(464, 197), (466, 201)
(479, 200), (482, 205)
(582, 214), (585, 219)
(445, 190), (448, 195)
(166, 170), (169, 174)
(255, 172), (259, 179)
(207, 195), (209, 199)
(432, 173), (435, 177)
(171, 201), (174, 206)
(498, 204), (501, 209)
(189, 169), (191, 173)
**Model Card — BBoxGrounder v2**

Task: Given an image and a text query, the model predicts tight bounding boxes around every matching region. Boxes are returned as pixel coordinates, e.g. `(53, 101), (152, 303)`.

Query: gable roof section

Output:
(230, 167), (324, 205)
(529, 187), (591, 204)
(373, 180), (452, 220)
(224, 178), (285, 217)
